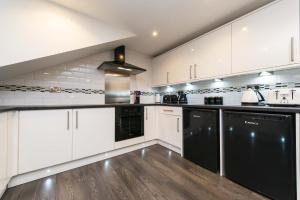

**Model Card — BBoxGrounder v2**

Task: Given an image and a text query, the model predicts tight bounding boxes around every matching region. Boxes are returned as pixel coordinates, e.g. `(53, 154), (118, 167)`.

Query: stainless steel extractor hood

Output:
(98, 46), (146, 75)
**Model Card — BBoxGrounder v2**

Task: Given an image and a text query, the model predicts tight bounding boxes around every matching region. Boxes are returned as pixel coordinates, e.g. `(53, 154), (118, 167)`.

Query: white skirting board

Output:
(157, 140), (182, 155)
(9, 140), (157, 188)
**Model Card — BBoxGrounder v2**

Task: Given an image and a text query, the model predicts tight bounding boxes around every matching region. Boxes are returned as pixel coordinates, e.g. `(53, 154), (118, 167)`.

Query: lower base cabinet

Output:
(144, 106), (158, 141)
(0, 113), (8, 196)
(158, 107), (182, 149)
(19, 110), (73, 173)
(72, 108), (115, 160)
(19, 108), (116, 173)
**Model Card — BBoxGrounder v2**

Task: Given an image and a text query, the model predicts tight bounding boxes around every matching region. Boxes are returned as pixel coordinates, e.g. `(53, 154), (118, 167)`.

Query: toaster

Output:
(267, 88), (300, 106)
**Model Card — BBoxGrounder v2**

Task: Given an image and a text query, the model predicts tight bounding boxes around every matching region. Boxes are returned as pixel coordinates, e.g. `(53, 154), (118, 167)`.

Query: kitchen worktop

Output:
(1, 103), (300, 113)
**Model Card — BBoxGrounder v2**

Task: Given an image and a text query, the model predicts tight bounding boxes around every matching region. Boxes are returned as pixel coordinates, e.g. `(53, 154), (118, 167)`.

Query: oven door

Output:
(115, 107), (144, 142)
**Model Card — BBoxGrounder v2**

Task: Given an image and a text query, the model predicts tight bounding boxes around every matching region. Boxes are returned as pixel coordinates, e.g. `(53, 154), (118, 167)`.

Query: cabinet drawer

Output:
(158, 106), (182, 116)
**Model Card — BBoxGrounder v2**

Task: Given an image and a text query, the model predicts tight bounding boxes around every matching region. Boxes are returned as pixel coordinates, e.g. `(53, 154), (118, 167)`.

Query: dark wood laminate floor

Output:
(2, 145), (268, 200)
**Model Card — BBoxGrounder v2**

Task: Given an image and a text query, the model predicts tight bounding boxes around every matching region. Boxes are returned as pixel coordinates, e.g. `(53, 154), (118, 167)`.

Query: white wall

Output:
(0, 0), (134, 68)
(0, 49), (154, 105)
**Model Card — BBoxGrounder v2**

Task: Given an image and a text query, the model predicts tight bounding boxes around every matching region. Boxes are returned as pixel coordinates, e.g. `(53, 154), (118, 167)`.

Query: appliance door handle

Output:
(194, 64), (197, 79)
(76, 111), (79, 129)
(190, 65), (192, 79)
(146, 108), (148, 120)
(67, 111), (70, 130)
(291, 37), (295, 62)
(167, 72), (169, 83)
(163, 109), (174, 112)
(177, 118), (179, 133)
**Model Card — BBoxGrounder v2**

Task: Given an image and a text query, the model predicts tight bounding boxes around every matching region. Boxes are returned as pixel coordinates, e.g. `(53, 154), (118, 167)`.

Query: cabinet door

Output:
(0, 113), (8, 194)
(73, 108), (115, 160)
(195, 25), (232, 78)
(159, 113), (182, 148)
(152, 55), (169, 86)
(19, 110), (73, 173)
(7, 111), (18, 178)
(232, 0), (299, 73)
(168, 46), (192, 84)
(144, 106), (158, 141)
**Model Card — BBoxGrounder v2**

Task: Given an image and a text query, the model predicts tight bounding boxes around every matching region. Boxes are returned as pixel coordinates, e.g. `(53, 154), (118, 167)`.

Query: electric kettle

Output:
(241, 86), (265, 106)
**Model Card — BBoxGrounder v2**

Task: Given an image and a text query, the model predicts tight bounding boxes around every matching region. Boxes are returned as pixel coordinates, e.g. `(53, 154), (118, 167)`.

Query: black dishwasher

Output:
(183, 108), (219, 173)
(224, 111), (296, 200)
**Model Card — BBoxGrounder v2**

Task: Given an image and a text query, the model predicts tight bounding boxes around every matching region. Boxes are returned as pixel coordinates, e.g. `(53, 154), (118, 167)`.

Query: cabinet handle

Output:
(167, 72), (169, 83)
(146, 108), (148, 120)
(189, 65), (192, 79)
(177, 118), (179, 133)
(194, 64), (197, 79)
(67, 111), (70, 130)
(291, 37), (295, 62)
(76, 111), (79, 129)
(163, 109), (174, 112)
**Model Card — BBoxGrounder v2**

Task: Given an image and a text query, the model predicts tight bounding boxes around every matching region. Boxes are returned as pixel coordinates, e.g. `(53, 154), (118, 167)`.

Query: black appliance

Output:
(115, 106), (144, 142)
(163, 95), (178, 104)
(178, 91), (188, 104)
(224, 111), (296, 200)
(204, 96), (223, 105)
(133, 91), (141, 104)
(98, 46), (146, 75)
(183, 108), (219, 173)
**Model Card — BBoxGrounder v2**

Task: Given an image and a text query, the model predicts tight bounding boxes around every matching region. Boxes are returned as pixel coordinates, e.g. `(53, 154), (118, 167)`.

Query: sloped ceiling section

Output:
(49, 0), (273, 56)
(0, 0), (135, 80)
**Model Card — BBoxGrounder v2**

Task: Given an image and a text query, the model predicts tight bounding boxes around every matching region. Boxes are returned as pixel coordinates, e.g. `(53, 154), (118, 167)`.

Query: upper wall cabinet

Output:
(232, 0), (299, 73)
(152, 54), (170, 86)
(194, 25), (232, 79)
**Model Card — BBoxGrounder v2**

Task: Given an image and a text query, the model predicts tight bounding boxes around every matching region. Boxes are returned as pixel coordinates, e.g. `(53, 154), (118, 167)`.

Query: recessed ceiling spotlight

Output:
(152, 31), (158, 37)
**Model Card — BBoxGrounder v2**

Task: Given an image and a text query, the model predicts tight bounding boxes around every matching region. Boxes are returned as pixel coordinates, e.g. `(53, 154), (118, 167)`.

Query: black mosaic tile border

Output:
(0, 85), (105, 95)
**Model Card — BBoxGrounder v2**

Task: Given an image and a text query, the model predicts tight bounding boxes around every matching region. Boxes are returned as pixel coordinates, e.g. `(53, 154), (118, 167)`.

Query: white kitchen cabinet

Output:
(168, 46), (192, 84)
(158, 107), (182, 149)
(72, 108), (115, 160)
(232, 0), (299, 73)
(19, 110), (73, 173)
(144, 106), (158, 141)
(194, 25), (232, 78)
(152, 54), (170, 86)
(6, 111), (19, 178)
(0, 113), (8, 197)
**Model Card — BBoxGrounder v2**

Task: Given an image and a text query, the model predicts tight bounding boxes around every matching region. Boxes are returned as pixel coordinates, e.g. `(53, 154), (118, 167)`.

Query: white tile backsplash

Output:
(0, 49), (154, 106)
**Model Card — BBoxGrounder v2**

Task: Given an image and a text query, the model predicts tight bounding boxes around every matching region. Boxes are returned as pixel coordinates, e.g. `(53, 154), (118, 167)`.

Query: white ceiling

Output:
(50, 0), (273, 56)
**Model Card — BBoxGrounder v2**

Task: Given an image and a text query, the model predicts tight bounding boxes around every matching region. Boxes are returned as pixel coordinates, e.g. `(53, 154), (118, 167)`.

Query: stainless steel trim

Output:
(193, 115), (201, 118)
(189, 65), (192, 79)
(67, 111), (70, 130)
(219, 109), (225, 176)
(194, 64), (197, 79)
(177, 118), (179, 132)
(291, 37), (295, 62)
(76, 111), (78, 129)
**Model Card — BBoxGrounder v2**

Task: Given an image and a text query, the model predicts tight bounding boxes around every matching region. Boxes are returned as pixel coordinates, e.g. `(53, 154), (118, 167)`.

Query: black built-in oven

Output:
(115, 106), (144, 142)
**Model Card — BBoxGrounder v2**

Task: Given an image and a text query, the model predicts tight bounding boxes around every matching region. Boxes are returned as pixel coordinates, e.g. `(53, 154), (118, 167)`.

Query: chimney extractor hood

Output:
(98, 46), (146, 75)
